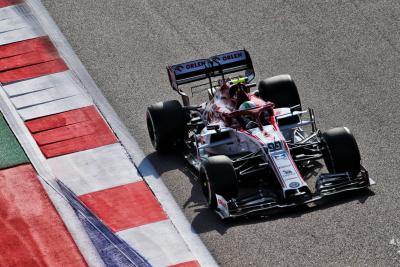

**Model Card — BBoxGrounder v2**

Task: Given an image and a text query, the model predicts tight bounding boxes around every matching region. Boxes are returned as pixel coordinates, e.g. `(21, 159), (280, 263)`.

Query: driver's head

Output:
(239, 100), (257, 111)
(229, 84), (250, 108)
(238, 101), (258, 129)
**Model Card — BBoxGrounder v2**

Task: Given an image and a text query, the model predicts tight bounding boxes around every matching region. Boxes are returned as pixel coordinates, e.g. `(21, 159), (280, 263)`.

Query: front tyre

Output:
(322, 127), (361, 176)
(200, 155), (238, 209)
(146, 100), (187, 152)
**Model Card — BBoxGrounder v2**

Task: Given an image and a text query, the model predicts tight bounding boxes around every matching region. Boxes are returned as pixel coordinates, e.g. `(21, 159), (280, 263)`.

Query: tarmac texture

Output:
(43, 1), (400, 266)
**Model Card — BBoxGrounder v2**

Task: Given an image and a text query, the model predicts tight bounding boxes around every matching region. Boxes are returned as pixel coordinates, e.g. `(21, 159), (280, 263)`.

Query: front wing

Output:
(214, 166), (374, 219)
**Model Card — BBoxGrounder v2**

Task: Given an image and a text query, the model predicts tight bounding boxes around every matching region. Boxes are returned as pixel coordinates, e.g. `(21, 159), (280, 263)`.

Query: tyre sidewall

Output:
(258, 74), (301, 109)
(146, 100), (187, 151)
(322, 127), (361, 176)
(200, 156), (238, 209)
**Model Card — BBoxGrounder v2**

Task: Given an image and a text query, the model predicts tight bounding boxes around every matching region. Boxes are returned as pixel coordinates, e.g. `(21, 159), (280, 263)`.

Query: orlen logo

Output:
(185, 60), (206, 69)
(174, 60), (207, 73)
(221, 52), (243, 61)
(175, 60), (206, 71)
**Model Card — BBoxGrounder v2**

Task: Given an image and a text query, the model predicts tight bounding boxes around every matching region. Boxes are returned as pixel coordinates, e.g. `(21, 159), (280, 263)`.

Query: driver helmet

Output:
(239, 100), (257, 111)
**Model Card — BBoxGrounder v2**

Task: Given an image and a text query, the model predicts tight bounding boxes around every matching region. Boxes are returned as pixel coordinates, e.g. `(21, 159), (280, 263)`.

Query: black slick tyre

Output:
(200, 155), (238, 209)
(146, 100), (187, 152)
(258, 74), (301, 109)
(322, 127), (361, 176)
(258, 74), (301, 125)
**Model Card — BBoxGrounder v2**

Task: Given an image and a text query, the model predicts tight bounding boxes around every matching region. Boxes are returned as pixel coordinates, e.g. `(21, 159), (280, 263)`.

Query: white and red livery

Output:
(147, 50), (374, 219)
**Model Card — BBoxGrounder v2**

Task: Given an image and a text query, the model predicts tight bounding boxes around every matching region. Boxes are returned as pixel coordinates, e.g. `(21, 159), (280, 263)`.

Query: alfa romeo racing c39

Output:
(146, 50), (374, 219)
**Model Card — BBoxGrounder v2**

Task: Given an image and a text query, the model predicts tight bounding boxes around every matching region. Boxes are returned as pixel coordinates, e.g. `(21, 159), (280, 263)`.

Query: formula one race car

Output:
(146, 50), (374, 219)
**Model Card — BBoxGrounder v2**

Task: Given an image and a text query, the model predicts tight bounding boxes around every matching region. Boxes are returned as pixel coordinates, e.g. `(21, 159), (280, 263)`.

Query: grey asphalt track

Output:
(43, 1), (400, 266)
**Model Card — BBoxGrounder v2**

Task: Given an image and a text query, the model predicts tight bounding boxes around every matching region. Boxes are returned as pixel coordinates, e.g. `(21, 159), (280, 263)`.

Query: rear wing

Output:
(167, 50), (254, 91)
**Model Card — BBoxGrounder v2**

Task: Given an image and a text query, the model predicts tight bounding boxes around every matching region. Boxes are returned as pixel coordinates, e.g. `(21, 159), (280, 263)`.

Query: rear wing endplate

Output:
(167, 49), (254, 91)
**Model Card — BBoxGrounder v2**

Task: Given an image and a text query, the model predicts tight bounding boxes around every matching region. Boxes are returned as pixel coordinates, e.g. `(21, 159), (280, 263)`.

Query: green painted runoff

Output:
(0, 112), (29, 169)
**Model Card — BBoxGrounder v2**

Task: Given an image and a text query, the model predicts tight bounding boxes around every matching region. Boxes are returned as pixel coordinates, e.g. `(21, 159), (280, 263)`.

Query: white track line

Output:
(0, 4), (44, 45)
(4, 71), (92, 120)
(48, 143), (142, 196)
(118, 220), (197, 267)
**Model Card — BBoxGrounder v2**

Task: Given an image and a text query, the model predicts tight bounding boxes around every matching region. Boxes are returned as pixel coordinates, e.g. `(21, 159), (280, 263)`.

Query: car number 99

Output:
(266, 141), (282, 152)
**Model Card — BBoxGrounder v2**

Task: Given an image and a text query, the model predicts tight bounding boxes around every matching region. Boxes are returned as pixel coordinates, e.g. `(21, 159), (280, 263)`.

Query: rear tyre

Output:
(200, 155), (238, 209)
(146, 100), (187, 152)
(258, 75), (301, 125)
(258, 74), (301, 109)
(322, 127), (361, 176)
